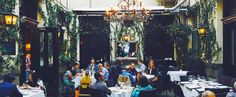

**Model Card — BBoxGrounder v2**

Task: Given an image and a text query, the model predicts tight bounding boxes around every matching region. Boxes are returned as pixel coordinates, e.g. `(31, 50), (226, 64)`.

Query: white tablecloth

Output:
(108, 87), (134, 97)
(179, 82), (200, 97)
(167, 71), (188, 82)
(179, 80), (229, 97)
(19, 88), (45, 97)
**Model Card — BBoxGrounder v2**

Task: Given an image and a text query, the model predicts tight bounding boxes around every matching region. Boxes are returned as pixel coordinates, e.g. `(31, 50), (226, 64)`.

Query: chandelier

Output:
(105, 0), (151, 22)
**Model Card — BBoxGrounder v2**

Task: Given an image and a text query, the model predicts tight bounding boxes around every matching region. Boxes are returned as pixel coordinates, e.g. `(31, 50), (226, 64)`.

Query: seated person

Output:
(145, 59), (157, 75)
(137, 60), (146, 74)
(151, 65), (168, 91)
(91, 72), (111, 97)
(121, 66), (135, 85)
(226, 81), (236, 97)
(129, 63), (137, 75)
(80, 71), (92, 88)
(87, 59), (98, 72)
(0, 73), (23, 97)
(98, 63), (109, 81)
(71, 62), (80, 76)
(26, 73), (39, 87)
(63, 70), (73, 86)
(135, 72), (142, 86)
(104, 62), (112, 80)
(79, 71), (92, 93)
(131, 75), (154, 97)
(201, 90), (216, 97)
(110, 60), (122, 82)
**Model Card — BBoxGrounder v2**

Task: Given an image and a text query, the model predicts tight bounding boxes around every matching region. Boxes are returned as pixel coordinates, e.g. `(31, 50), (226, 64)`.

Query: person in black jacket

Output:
(145, 59), (157, 75)
(91, 72), (111, 97)
(0, 73), (23, 97)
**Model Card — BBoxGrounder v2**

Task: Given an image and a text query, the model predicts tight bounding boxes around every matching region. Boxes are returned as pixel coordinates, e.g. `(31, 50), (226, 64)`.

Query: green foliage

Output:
(197, 0), (221, 64)
(167, 22), (192, 65)
(69, 15), (79, 62)
(0, 0), (21, 74)
(0, 0), (15, 14)
(39, 0), (79, 63)
(110, 21), (145, 59)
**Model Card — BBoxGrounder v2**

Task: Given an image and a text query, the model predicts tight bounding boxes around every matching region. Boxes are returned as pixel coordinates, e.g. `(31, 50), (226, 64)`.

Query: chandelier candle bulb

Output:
(104, 0), (151, 22)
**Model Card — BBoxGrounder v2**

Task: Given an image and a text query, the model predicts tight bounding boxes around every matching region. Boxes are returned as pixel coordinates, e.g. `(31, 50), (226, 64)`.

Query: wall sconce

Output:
(122, 34), (130, 41)
(3, 13), (18, 26)
(25, 43), (31, 52)
(198, 24), (206, 36)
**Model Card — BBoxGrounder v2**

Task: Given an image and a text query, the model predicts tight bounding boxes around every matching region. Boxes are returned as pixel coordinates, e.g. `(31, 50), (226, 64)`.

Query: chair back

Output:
(105, 80), (115, 87)
(117, 75), (131, 86)
(172, 82), (184, 97)
(79, 83), (90, 94)
(180, 76), (189, 81)
(90, 88), (104, 97)
(139, 88), (157, 97)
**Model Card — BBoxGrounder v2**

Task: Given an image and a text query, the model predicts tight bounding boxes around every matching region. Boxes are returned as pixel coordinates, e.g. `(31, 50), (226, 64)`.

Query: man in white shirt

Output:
(137, 60), (146, 74)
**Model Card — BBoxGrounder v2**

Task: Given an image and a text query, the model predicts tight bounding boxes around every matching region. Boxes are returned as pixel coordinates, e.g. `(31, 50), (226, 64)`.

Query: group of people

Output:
(0, 72), (44, 97)
(62, 58), (171, 97)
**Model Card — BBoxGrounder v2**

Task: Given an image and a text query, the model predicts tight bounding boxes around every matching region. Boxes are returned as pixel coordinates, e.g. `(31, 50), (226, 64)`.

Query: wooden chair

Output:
(79, 83), (91, 97)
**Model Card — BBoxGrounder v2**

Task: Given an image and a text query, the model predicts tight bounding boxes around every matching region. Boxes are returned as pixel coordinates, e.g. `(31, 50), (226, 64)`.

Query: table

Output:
(179, 80), (230, 97)
(108, 87), (134, 97)
(18, 88), (45, 97)
(167, 71), (188, 82)
(143, 74), (155, 79)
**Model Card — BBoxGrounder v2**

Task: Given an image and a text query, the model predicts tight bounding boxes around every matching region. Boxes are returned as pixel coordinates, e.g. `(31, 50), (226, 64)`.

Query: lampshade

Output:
(4, 13), (18, 26)
(122, 34), (130, 41)
(25, 43), (31, 51)
(198, 24), (206, 36)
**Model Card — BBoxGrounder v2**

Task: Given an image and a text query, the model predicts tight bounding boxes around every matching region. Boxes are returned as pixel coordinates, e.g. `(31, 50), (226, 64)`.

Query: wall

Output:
(214, 0), (223, 64)
(59, 0), (159, 11)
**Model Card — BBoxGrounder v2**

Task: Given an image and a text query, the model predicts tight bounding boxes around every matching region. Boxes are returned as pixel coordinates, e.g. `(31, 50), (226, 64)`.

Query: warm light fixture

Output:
(198, 24), (206, 36)
(122, 34), (130, 41)
(4, 13), (18, 26)
(25, 43), (31, 51)
(105, 0), (151, 22)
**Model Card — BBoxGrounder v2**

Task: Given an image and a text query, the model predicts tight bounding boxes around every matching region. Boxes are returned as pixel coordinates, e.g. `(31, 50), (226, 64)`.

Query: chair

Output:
(172, 82), (184, 97)
(218, 75), (232, 86)
(117, 75), (131, 86)
(79, 83), (91, 97)
(90, 88), (103, 97)
(139, 88), (157, 97)
(180, 76), (189, 81)
(105, 80), (115, 87)
(205, 88), (230, 97)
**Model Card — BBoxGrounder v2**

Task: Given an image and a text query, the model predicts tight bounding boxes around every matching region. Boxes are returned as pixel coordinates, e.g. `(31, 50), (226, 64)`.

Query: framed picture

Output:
(116, 41), (137, 60)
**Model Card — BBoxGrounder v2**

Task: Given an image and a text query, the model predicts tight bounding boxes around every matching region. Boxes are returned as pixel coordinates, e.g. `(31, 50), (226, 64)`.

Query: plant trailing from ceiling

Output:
(197, 0), (221, 65)
(69, 14), (78, 62)
(38, 0), (79, 63)
(0, 0), (22, 75)
(167, 21), (192, 66)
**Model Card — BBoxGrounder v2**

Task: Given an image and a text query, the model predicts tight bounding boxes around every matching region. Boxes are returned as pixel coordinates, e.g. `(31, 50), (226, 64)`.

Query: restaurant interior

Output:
(0, 0), (236, 97)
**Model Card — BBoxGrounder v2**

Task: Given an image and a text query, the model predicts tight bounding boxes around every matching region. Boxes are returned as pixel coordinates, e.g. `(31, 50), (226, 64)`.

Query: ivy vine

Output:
(38, 0), (79, 64)
(0, 0), (22, 74)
